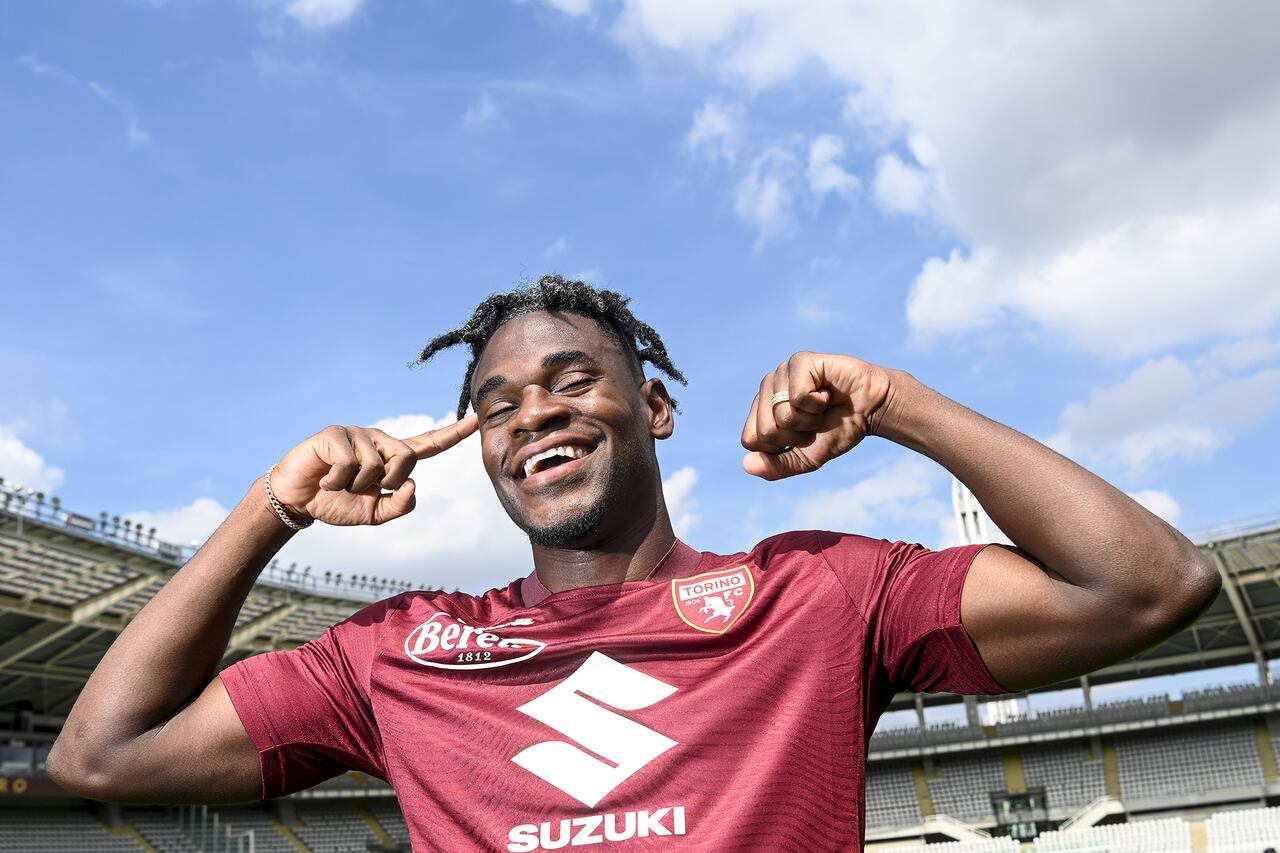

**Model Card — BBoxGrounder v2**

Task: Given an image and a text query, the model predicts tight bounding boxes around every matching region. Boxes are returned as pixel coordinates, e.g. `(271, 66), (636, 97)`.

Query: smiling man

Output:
(48, 277), (1220, 851)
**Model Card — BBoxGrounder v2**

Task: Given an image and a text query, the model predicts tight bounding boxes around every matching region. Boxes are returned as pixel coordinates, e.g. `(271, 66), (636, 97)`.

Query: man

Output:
(49, 277), (1219, 850)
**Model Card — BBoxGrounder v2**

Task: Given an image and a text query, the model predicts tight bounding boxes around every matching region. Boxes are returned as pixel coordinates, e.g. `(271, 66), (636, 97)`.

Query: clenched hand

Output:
(741, 352), (894, 481)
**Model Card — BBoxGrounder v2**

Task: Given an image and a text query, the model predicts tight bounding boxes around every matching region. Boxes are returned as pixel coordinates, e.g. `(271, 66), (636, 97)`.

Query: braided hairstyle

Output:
(414, 275), (687, 420)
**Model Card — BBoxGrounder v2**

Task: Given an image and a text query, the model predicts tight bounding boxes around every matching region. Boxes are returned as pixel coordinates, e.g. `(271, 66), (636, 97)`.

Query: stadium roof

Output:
(1, 481), (1279, 724)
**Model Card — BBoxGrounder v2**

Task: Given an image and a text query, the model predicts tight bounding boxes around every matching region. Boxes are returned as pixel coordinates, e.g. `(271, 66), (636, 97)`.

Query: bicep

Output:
(961, 544), (1149, 691)
(115, 677), (262, 803)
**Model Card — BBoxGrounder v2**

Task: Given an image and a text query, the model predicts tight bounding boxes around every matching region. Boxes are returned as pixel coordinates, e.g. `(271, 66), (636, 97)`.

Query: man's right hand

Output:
(266, 415), (479, 528)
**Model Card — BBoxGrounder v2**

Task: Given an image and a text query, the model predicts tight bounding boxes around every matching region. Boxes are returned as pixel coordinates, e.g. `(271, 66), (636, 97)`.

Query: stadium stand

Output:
(1116, 723), (1264, 803)
(7, 480), (1280, 849)
(925, 752), (1007, 823)
(123, 808), (201, 852)
(0, 809), (144, 852)
(1021, 741), (1107, 815)
(293, 800), (388, 852)
(1034, 817), (1194, 852)
(1205, 805), (1280, 852)
(866, 761), (923, 829)
(367, 799), (413, 849)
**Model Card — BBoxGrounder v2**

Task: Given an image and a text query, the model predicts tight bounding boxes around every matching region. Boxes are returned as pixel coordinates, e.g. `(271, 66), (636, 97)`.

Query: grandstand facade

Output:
(3, 478), (1280, 850)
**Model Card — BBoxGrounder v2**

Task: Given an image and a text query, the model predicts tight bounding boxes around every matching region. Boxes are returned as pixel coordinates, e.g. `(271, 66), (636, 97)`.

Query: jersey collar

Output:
(520, 538), (703, 607)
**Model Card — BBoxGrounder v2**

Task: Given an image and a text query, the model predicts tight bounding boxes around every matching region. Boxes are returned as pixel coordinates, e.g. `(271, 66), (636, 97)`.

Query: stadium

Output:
(1, 476), (1277, 852)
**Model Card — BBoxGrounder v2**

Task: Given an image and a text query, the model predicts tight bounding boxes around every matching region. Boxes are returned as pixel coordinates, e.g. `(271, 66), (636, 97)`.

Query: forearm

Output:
(53, 478), (293, 772)
(878, 372), (1210, 603)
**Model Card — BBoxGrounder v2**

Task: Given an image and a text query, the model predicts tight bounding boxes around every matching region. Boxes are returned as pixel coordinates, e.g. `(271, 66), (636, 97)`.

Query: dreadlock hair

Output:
(413, 275), (688, 420)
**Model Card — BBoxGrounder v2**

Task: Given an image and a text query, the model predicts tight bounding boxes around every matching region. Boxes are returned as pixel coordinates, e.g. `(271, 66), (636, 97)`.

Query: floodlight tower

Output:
(952, 477), (993, 545)
(951, 476), (1025, 725)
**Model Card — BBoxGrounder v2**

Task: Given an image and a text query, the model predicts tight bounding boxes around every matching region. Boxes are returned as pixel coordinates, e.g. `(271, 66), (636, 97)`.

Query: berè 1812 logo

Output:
(671, 565), (755, 634)
(405, 613), (545, 670)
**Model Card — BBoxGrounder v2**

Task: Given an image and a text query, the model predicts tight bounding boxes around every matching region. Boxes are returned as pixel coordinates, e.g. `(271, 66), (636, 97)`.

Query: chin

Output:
(520, 496), (611, 548)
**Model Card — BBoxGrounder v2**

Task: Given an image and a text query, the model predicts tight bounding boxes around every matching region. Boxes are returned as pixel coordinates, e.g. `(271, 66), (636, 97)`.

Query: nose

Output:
(510, 385), (573, 436)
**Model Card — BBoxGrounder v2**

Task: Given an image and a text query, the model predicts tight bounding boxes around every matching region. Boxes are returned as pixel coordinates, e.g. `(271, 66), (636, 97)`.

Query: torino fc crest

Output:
(670, 565), (755, 634)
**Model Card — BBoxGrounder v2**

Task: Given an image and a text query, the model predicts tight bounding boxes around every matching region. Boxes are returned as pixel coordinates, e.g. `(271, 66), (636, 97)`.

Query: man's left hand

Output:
(741, 352), (895, 481)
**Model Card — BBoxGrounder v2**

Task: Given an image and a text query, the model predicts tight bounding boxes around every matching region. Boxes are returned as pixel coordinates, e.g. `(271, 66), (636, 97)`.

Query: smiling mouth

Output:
(517, 444), (598, 482)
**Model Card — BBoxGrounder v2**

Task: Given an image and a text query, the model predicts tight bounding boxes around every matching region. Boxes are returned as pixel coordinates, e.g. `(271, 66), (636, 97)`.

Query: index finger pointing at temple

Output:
(404, 413), (479, 459)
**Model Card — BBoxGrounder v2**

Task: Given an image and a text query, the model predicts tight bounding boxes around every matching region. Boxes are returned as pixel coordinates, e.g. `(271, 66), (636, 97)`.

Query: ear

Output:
(642, 378), (675, 440)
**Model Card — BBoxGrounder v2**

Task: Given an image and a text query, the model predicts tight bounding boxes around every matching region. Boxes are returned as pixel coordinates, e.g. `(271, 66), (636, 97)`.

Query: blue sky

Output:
(3, 1), (1280, 616)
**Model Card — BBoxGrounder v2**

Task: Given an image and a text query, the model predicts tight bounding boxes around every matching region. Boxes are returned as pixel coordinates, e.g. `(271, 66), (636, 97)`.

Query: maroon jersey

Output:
(222, 531), (1004, 851)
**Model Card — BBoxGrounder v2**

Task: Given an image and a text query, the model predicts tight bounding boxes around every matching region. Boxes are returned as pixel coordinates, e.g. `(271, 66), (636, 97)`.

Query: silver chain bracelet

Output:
(264, 464), (313, 531)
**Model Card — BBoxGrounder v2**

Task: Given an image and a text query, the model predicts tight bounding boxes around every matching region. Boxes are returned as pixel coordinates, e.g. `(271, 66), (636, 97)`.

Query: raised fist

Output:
(266, 415), (479, 527)
(741, 353), (894, 481)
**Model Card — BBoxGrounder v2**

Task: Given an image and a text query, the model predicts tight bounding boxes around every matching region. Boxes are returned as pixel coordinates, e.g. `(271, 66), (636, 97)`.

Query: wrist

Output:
(255, 474), (312, 532)
(868, 369), (936, 450)
(240, 479), (302, 546)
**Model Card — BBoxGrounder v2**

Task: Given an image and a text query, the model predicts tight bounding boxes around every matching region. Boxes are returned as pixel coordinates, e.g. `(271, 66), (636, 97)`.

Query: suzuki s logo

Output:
(404, 613), (545, 670)
(511, 652), (677, 808)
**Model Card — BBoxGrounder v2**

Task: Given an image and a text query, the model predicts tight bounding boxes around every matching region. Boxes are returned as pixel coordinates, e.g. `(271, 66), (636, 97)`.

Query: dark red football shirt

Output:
(222, 531), (1005, 851)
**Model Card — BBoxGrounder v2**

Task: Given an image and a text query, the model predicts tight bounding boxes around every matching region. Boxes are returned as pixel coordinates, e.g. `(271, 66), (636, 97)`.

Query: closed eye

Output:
(553, 376), (595, 394)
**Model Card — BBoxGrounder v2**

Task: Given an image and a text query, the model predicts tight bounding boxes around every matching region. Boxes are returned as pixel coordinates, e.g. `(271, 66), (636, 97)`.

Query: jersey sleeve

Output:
(220, 597), (397, 799)
(815, 531), (1007, 697)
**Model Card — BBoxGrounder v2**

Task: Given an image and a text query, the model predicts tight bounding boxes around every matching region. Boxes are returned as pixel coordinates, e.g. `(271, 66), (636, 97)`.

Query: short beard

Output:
(522, 493), (612, 548)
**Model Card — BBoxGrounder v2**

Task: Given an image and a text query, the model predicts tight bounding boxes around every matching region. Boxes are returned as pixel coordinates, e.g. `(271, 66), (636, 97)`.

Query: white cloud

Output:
(17, 53), (65, 78)
(0, 428), (66, 495)
(872, 152), (928, 215)
(544, 236), (569, 258)
(128, 497), (233, 547)
(733, 146), (798, 246)
(519, 0), (593, 15)
(1126, 489), (1182, 527)
(685, 98), (744, 163)
(788, 454), (947, 535)
(86, 82), (150, 148)
(462, 93), (502, 129)
(259, 0), (366, 30)
(1200, 337), (1280, 372)
(906, 202), (1280, 357)
(19, 55), (150, 147)
(1047, 351), (1280, 476)
(550, 1), (1280, 357)
(806, 133), (858, 201)
(663, 466), (700, 538)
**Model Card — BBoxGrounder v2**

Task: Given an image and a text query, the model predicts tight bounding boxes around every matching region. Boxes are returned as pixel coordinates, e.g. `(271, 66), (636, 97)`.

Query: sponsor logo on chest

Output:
(506, 652), (687, 849)
(507, 806), (687, 851)
(671, 564), (755, 634)
(403, 613), (545, 670)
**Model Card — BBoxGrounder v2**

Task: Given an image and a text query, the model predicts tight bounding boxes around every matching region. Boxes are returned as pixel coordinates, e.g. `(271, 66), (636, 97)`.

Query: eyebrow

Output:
(473, 351), (602, 408)
(541, 350), (599, 371)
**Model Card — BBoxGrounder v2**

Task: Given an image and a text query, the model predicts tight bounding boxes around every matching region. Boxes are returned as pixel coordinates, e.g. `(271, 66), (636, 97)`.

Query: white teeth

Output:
(522, 445), (587, 478)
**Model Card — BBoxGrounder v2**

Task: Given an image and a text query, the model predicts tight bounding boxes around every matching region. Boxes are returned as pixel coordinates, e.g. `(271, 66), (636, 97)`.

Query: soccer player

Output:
(48, 277), (1219, 850)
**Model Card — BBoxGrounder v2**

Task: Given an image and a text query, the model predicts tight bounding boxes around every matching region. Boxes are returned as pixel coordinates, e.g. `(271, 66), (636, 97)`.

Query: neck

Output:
(529, 506), (677, 594)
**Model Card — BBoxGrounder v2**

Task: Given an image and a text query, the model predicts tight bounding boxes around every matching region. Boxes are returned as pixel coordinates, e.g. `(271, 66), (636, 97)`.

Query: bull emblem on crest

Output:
(698, 595), (735, 623)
